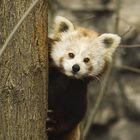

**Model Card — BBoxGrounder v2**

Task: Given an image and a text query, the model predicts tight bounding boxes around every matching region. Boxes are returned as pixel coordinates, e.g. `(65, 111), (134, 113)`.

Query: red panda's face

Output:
(50, 16), (121, 79)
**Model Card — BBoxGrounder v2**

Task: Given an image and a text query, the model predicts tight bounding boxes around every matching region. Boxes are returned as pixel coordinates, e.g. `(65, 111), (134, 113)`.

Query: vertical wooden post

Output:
(0, 0), (48, 139)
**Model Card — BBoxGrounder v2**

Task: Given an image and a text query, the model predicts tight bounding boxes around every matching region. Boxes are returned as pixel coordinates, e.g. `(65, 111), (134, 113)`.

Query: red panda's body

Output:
(47, 16), (121, 140)
(48, 66), (88, 140)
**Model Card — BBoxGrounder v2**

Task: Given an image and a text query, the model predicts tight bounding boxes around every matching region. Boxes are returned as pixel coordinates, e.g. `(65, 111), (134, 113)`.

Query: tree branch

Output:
(116, 64), (140, 74)
(0, 0), (39, 58)
(120, 44), (140, 48)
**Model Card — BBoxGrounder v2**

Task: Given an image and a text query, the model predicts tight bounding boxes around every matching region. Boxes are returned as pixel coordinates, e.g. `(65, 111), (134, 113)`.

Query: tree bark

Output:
(0, 0), (48, 140)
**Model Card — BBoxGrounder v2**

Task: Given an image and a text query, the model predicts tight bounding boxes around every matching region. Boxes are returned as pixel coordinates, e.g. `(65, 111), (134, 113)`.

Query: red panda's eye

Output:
(68, 53), (75, 58)
(84, 58), (90, 63)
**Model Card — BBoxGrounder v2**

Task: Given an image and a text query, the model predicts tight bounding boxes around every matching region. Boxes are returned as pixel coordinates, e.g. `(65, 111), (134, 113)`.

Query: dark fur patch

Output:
(59, 57), (64, 70)
(103, 38), (114, 47)
(48, 37), (59, 48)
(82, 30), (89, 37)
(48, 37), (54, 48)
(88, 65), (93, 73)
(59, 22), (69, 32)
(49, 66), (89, 139)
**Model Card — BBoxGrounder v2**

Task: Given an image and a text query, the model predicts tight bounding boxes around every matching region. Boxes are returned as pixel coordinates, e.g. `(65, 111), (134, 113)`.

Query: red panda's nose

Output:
(72, 64), (80, 73)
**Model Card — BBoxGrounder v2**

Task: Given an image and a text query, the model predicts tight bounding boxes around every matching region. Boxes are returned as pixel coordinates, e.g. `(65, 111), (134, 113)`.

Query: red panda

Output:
(47, 16), (121, 140)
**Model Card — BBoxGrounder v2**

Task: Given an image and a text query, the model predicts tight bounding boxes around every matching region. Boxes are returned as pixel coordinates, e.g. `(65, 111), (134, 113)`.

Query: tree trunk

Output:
(0, 0), (48, 140)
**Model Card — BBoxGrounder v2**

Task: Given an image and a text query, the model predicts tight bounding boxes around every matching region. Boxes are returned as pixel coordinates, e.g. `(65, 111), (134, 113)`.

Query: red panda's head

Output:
(50, 16), (121, 79)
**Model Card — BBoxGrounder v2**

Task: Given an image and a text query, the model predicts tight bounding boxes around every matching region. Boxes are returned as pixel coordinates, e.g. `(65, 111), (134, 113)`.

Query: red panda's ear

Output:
(52, 16), (75, 40)
(98, 33), (121, 49)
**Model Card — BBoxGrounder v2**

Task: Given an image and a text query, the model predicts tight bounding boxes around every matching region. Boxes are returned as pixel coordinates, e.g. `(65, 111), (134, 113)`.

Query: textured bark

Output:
(0, 0), (48, 140)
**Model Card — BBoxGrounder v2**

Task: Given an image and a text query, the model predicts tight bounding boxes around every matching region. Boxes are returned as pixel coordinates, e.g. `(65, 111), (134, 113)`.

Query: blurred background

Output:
(48, 0), (140, 140)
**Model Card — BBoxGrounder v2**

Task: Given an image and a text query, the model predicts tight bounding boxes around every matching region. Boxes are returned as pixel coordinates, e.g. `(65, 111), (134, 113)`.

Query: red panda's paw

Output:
(46, 109), (56, 133)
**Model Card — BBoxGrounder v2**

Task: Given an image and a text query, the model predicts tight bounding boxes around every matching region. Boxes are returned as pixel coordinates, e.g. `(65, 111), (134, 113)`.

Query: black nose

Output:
(72, 64), (80, 73)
